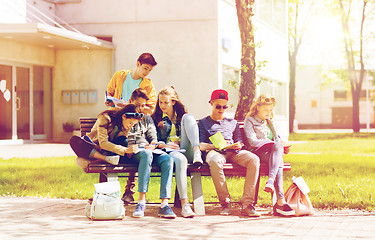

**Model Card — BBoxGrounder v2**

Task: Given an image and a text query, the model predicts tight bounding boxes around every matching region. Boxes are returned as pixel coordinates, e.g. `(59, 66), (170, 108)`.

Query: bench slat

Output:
(84, 162), (291, 176)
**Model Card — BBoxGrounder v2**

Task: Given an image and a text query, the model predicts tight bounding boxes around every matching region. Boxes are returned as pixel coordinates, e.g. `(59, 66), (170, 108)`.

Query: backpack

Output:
(86, 181), (125, 220)
(284, 176), (315, 216)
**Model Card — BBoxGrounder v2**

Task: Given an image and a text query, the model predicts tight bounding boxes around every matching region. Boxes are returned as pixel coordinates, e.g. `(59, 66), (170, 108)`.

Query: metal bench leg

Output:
(254, 173), (261, 205)
(190, 172), (205, 216)
(99, 173), (107, 183)
(106, 173), (119, 182)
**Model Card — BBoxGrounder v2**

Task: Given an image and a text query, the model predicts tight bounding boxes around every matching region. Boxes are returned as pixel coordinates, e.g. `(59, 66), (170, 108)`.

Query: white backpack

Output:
(86, 181), (125, 220)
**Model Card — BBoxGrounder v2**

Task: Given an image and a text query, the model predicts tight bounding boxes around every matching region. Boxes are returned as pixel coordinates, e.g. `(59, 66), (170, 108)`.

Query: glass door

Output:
(0, 64), (51, 142)
(32, 66), (53, 140)
(16, 66), (30, 140)
(0, 64), (31, 141)
(0, 65), (12, 140)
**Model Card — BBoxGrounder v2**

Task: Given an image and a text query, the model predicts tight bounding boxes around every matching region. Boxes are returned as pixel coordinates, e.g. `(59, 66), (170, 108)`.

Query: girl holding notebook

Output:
(244, 94), (295, 217)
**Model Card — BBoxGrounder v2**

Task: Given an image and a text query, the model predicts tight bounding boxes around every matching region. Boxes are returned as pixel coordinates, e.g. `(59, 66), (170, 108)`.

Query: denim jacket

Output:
(155, 114), (181, 143)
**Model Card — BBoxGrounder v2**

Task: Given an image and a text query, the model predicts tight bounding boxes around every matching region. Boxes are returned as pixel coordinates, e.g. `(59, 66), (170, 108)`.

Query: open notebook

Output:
(209, 132), (238, 150)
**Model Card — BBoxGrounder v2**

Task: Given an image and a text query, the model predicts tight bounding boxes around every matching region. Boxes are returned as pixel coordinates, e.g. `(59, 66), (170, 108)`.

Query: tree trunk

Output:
(352, 88), (360, 132)
(289, 53), (297, 133)
(234, 0), (256, 121)
(288, 2), (303, 133)
(338, 0), (367, 133)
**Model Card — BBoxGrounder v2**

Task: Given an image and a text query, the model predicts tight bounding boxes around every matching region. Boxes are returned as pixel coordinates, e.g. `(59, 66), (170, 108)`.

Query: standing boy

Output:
(198, 89), (261, 217)
(106, 53), (157, 202)
(106, 52), (157, 115)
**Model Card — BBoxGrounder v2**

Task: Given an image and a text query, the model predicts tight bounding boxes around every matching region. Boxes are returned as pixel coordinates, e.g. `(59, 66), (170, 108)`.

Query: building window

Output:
(222, 66), (286, 117)
(258, 77), (287, 116)
(222, 65), (240, 111)
(334, 90), (347, 101)
(360, 90), (367, 101)
(254, 0), (287, 34)
(311, 100), (317, 108)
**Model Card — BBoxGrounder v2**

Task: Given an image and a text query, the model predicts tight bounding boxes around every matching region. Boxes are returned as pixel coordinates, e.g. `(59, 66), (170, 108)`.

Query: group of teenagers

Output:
(70, 53), (295, 219)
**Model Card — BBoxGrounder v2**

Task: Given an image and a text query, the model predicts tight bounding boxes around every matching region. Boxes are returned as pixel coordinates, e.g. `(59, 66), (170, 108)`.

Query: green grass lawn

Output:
(1, 134), (374, 210)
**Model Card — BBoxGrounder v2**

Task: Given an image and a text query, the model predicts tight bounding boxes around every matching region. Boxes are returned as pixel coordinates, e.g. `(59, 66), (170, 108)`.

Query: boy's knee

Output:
(160, 153), (173, 165)
(137, 149), (153, 163)
(253, 154), (260, 167)
(206, 152), (224, 168)
(243, 151), (260, 168)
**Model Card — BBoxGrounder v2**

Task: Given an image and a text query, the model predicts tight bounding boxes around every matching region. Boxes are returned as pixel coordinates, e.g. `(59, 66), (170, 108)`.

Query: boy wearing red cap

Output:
(198, 89), (261, 217)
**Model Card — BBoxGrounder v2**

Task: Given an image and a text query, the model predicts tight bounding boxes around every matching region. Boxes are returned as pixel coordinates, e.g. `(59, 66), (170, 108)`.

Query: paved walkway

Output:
(0, 143), (75, 160)
(1, 143), (375, 239)
(1, 197), (374, 240)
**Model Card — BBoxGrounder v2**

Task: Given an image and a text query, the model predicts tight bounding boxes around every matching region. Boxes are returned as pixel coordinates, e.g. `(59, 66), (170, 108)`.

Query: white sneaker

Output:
(105, 155), (120, 165)
(181, 203), (195, 218)
(192, 151), (203, 167)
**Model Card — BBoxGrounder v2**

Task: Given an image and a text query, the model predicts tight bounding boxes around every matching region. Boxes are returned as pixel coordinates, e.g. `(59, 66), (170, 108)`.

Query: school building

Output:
(0, 0), (289, 144)
(295, 65), (375, 129)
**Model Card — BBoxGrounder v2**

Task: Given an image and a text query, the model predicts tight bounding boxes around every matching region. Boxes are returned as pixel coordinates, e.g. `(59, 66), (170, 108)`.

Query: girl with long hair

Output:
(244, 94), (295, 217)
(151, 86), (203, 218)
(70, 104), (142, 164)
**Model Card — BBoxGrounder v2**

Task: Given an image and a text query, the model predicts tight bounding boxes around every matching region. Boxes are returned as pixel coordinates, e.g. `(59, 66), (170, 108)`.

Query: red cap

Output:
(210, 89), (228, 102)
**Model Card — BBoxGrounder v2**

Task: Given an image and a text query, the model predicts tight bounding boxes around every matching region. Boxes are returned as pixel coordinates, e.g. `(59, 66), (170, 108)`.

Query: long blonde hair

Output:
(151, 86), (187, 128)
(246, 94), (276, 119)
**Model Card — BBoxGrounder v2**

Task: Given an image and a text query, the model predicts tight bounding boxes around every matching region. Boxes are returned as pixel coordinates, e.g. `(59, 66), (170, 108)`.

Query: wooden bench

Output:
(76, 117), (291, 216)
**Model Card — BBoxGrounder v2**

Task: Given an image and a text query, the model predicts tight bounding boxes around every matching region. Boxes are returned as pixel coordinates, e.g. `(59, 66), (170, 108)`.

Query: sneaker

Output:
(263, 182), (275, 193)
(273, 203), (295, 217)
(220, 202), (231, 215)
(192, 151), (203, 167)
(158, 205), (177, 219)
(121, 190), (135, 204)
(181, 203), (195, 218)
(132, 203), (146, 218)
(105, 155), (120, 165)
(241, 204), (261, 217)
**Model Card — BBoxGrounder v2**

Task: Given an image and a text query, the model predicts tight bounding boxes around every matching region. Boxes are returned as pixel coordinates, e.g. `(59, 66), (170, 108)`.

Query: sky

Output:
(298, 14), (346, 67)
(296, 1), (375, 70)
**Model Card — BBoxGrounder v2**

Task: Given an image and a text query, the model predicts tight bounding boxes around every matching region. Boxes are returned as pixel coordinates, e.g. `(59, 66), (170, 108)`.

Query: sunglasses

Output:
(261, 97), (275, 103)
(215, 104), (229, 110)
(124, 112), (144, 119)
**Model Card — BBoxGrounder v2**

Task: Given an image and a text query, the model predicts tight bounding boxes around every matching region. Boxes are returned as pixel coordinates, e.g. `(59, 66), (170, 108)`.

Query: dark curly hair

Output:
(98, 103), (140, 130)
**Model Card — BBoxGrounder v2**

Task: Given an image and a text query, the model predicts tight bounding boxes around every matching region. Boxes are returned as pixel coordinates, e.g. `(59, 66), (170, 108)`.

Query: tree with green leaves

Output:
(234, 0), (256, 120)
(337, 0), (370, 132)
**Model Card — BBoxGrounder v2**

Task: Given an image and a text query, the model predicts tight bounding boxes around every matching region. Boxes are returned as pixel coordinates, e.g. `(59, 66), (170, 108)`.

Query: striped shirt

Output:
(198, 116), (243, 145)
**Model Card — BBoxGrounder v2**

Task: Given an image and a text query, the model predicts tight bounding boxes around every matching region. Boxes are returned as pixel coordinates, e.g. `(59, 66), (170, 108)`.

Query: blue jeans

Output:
(122, 149), (174, 199)
(254, 141), (284, 199)
(169, 113), (200, 200)
(179, 113), (200, 162)
(169, 151), (188, 200)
